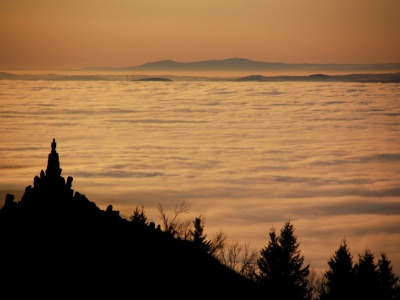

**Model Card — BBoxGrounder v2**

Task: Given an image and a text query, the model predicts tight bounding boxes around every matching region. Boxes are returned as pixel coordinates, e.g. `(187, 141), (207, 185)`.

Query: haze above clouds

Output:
(1, 0), (400, 70)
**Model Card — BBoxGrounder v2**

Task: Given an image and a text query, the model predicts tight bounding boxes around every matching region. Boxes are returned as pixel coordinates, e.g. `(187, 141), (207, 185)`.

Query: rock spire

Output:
(46, 138), (62, 178)
(1, 139), (119, 219)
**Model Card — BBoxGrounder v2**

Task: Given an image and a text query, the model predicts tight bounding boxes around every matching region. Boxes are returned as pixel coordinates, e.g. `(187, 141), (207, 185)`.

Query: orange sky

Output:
(1, 0), (400, 69)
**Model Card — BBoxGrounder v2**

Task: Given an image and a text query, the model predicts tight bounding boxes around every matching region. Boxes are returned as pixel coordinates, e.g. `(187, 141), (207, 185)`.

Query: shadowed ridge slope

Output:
(0, 139), (260, 298)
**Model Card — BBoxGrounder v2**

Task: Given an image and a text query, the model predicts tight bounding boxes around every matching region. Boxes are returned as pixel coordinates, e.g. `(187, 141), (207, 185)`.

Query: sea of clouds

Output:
(1, 79), (399, 273)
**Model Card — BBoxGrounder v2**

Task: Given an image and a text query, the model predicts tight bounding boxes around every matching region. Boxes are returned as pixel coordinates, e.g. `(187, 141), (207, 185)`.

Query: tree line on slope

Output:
(319, 240), (399, 300)
(131, 202), (400, 300)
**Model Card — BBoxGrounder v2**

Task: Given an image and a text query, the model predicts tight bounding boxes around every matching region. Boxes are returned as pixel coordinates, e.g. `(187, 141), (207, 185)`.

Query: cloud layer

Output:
(1, 80), (399, 273)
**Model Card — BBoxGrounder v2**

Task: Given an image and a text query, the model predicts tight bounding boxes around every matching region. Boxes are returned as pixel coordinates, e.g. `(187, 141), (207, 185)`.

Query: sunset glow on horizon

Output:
(1, 0), (400, 70)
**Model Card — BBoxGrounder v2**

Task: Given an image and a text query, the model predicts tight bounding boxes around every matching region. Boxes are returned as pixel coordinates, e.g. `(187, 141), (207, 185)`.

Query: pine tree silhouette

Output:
(378, 253), (399, 300)
(257, 222), (311, 300)
(354, 249), (380, 300)
(279, 222), (311, 300)
(190, 216), (211, 253)
(256, 228), (282, 299)
(129, 205), (148, 226)
(323, 239), (355, 300)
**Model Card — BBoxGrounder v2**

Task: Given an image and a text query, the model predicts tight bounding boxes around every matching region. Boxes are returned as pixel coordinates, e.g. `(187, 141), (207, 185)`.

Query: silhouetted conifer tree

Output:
(322, 239), (354, 300)
(279, 222), (312, 300)
(377, 253), (399, 300)
(129, 205), (148, 225)
(257, 222), (311, 300)
(257, 228), (282, 299)
(190, 216), (211, 253)
(354, 249), (379, 300)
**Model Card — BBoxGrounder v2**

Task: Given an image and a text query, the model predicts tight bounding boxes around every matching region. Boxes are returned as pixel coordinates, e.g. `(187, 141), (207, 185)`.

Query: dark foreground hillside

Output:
(0, 140), (260, 298)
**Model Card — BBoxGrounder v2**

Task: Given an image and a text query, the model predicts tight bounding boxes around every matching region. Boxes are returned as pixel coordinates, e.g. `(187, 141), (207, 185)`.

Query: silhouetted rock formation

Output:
(0, 139), (259, 298)
(1, 139), (108, 221)
(3, 193), (16, 210)
(46, 138), (62, 177)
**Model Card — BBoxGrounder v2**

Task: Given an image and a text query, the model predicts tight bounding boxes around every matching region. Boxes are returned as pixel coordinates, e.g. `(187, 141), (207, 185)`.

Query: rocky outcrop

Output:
(1, 139), (120, 219)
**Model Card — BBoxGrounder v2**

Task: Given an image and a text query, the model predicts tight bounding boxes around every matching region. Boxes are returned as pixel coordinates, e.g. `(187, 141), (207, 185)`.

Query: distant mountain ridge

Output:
(83, 58), (400, 73)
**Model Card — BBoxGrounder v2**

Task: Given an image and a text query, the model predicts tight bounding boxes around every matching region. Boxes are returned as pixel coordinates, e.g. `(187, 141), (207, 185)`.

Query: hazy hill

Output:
(82, 58), (400, 73)
(0, 139), (259, 298)
(235, 73), (400, 83)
